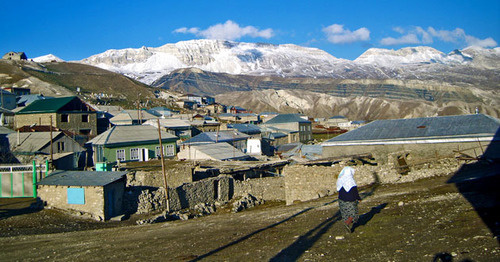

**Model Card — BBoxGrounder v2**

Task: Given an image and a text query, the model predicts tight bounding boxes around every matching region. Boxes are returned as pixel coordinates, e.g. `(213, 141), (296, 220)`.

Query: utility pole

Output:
(157, 118), (169, 212)
(49, 115), (54, 170)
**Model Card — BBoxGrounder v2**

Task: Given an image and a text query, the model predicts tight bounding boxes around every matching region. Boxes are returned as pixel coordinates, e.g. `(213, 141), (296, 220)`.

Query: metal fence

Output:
(0, 161), (49, 198)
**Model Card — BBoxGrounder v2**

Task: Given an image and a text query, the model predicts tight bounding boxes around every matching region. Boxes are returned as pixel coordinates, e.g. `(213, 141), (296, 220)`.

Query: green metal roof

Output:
(16, 96), (79, 114)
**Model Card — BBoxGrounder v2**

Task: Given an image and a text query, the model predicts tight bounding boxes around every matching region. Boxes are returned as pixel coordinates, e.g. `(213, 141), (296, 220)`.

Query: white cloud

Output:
(380, 34), (420, 45)
(323, 24), (370, 44)
(381, 26), (497, 48)
(173, 20), (274, 40)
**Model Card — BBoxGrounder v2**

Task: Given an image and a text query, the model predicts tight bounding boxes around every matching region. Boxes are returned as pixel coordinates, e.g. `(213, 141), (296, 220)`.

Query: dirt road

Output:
(1, 173), (499, 261)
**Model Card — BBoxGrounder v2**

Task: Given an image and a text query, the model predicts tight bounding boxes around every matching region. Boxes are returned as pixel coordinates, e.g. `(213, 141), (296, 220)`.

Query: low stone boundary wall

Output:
(284, 158), (461, 205)
(234, 177), (285, 201)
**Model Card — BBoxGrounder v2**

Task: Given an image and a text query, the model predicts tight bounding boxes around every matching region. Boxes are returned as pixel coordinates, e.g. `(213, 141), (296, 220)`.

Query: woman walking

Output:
(336, 162), (362, 233)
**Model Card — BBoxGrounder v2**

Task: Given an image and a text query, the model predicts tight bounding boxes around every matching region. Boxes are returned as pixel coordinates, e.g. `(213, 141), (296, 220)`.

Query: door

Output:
(139, 148), (149, 162)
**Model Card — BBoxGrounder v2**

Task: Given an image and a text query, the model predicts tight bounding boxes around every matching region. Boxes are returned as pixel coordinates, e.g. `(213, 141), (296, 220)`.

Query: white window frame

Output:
(130, 148), (139, 160)
(116, 149), (125, 162)
(165, 144), (175, 156)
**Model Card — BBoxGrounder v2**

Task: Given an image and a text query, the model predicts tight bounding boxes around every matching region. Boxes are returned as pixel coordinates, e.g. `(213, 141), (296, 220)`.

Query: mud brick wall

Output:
(234, 177), (285, 201)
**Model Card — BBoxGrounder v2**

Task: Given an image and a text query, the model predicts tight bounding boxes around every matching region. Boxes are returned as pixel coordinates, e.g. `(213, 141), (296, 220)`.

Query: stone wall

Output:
(127, 164), (194, 188)
(234, 177), (285, 201)
(284, 158), (461, 205)
(37, 185), (106, 220)
(322, 141), (495, 164)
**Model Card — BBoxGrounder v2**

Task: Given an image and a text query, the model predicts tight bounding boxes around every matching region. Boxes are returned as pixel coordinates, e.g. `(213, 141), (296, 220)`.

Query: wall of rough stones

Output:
(322, 141), (493, 164)
(284, 158), (461, 205)
(127, 164), (194, 189)
(234, 177), (285, 201)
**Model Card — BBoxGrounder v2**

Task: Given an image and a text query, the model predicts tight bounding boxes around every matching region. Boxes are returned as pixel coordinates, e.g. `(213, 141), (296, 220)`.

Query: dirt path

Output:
(0, 173), (499, 261)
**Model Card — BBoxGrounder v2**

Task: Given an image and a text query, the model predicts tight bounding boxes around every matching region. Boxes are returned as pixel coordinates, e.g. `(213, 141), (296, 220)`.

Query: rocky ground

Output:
(0, 170), (499, 261)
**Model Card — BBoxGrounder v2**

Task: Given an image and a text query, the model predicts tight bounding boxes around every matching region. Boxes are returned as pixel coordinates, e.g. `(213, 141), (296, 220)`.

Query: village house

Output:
(182, 130), (250, 153)
(86, 125), (178, 170)
(143, 118), (192, 141)
(259, 112), (279, 123)
(321, 114), (500, 167)
(147, 107), (178, 118)
(109, 109), (158, 126)
(203, 103), (225, 115)
(3, 87), (30, 96)
(261, 114), (312, 143)
(177, 142), (253, 161)
(14, 96), (97, 138)
(6, 131), (86, 170)
(37, 170), (127, 221)
(2, 51), (27, 60)
(0, 89), (17, 110)
(229, 106), (248, 114)
(0, 108), (14, 127)
(324, 115), (349, 128)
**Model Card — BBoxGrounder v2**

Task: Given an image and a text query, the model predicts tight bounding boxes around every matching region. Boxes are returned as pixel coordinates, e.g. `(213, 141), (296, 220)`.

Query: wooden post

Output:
(157, 119), (169, 212)
(49, 115), (54, 169)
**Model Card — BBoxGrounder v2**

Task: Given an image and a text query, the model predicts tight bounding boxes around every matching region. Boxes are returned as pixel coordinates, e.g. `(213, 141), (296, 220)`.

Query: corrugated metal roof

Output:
(186, 142), (250, 161)
(228, 124), (261, 135)
(264, 114), (311, 124)
(7, 132), (63, 152)
(37, 170), (127, 186)
(182, 130), (249, 144)
(323, 114), (500, 145)
(87, 125), (178, 146)
(16, 96), (78, 114)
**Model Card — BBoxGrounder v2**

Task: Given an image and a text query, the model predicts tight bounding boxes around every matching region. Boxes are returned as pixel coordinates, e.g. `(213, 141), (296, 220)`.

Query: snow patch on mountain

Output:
(32, 54), (64, 63)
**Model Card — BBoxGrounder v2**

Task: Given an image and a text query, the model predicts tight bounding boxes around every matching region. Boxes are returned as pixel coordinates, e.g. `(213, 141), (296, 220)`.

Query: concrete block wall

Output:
(234, 177), (285, 201)
(37, 185), (106, 220)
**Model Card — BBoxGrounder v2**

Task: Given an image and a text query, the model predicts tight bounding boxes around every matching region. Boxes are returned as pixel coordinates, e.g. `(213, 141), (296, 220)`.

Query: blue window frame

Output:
(67, 187), (85, 204)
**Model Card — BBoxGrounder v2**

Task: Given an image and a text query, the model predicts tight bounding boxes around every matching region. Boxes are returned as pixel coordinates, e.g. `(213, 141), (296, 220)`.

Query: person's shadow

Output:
(351, 203), (388, 233)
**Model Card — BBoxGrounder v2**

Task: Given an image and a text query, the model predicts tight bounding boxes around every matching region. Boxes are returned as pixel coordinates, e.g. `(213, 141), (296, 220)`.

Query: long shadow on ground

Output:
(189, 200), (337, 262)
(269, 210), (341, 261)
(351, 203), (388, 233)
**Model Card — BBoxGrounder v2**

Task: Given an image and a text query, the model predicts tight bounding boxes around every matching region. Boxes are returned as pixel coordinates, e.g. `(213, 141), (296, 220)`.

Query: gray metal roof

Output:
(264, 114), (311, 124)
(186, 142), (251, 161)
(87, 125), (178, 146)
(37, 170), (127, 186)
(323, 114), (500, 145)
(182, 130), (249, 144)
(7, 132), (63, 152)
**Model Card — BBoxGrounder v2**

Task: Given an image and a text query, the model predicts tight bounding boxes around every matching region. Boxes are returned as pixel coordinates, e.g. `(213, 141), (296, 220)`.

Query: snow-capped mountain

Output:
(32, 54), (64, 63)
(79, 39), (499, 85)
(354, 46), (473, 67)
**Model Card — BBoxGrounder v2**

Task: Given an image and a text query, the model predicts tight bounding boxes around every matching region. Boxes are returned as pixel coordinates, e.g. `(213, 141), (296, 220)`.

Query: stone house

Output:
(261, 114), (312, 143)
(86, 125), (178, 169)
(15, 96), (97, 138)
(37, 170), (127, 221)
(2, 52), (27, 60)
(322, 114), (500, 166)
(6, 131), (86, 169)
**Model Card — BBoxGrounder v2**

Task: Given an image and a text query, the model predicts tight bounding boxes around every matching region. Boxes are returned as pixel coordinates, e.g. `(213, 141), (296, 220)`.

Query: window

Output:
(155, 146), (164, 158)
(82, 114), (89, 122)
(61, 114), (69, 122)
(165, 144), (175, 156)
(130, 148), (139, 160)
(116, 149), (125, 161)
(79, 129), (91, 136)
(57, 142), (65, 152)
(67, 188), (85, 204)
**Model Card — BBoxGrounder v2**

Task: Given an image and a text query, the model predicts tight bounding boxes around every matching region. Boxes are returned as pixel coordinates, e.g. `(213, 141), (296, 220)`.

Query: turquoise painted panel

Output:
(67, 188), (85, 204)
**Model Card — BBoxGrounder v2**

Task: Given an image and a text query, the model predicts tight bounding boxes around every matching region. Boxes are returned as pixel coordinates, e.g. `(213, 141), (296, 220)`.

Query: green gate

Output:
(0, 161), (49, 198)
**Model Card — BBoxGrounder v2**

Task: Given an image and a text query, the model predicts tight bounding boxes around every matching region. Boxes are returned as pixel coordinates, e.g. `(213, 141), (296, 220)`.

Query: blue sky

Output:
(1, 0), (498, 61)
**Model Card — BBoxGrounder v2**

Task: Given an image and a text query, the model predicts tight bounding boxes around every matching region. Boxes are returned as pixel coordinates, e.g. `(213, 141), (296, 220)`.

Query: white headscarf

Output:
(336, 166), (357, 192)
